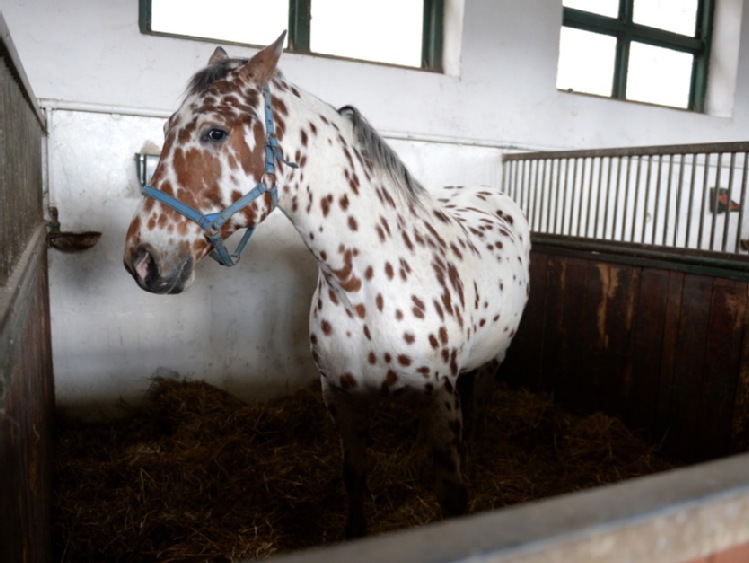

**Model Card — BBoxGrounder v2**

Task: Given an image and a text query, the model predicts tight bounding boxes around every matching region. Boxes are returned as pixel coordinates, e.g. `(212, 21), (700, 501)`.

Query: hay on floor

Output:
(53, 378), (675, 562)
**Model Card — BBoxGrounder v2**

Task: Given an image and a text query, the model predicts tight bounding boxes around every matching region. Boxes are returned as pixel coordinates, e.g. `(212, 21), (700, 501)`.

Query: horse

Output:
(123, 32), (530, 538)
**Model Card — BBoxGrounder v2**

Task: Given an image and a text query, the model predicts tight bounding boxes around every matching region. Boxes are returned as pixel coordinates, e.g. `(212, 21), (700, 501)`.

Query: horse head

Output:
(124, 33), (290, 293)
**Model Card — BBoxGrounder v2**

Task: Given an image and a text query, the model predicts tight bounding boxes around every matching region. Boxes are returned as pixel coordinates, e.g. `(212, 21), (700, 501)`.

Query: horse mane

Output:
(187, 58), (249, 96)
(187, 63), (425, 206)
(337, 106), (426, 206)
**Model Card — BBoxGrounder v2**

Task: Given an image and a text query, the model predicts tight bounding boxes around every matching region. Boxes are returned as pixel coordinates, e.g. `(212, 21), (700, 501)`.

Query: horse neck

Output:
(273, 81), (429, 297)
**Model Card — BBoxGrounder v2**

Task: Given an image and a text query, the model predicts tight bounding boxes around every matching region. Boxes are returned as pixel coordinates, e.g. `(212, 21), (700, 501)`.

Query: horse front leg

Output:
(422, 378), (468, 518)
(320, 376), (370, 539)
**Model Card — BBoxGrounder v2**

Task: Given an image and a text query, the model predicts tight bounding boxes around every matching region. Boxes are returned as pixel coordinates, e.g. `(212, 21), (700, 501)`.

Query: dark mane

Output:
(338, 106), (426, 205)
(187, 58), (248, 96)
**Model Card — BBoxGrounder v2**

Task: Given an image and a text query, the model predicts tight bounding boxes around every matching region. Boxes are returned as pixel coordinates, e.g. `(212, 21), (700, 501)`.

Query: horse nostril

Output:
(132, 248), (157, 285)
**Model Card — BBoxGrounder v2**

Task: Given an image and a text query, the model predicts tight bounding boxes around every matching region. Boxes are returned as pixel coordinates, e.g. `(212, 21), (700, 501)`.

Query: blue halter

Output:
(141, 85), (297, 267)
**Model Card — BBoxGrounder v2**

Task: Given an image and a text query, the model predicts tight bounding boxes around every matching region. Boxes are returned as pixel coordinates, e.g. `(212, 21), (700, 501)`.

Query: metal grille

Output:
(503, 142), (749, 255)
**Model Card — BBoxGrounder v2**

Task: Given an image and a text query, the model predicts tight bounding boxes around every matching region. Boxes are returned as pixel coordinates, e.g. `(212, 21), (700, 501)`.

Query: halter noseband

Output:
(141, 85), (297, 267)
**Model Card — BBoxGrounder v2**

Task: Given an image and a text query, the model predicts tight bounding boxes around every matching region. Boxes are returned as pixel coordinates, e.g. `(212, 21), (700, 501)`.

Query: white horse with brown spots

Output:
(123, 33), (530, 538)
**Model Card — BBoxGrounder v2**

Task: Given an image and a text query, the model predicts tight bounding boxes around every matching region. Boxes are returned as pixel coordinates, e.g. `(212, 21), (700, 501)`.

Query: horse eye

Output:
(201, 128), (228, 143)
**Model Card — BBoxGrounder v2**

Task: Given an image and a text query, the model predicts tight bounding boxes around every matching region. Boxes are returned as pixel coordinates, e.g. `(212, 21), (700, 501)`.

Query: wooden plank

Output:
(666, 274), (715, 462)
(554, 256), (591, 412)
(580, 262), (610, 414)
(626, 267), (671, 435)
(500, 250), (549, 389)
(654, 271), (685, 449)
(700, 278), (748, 460)
(596, 263), (640, 418)
(536, 255), (568, 396)
(0, 236), (54, 563)
(507, 243), (749, 462)
(731, 283), (749, 453)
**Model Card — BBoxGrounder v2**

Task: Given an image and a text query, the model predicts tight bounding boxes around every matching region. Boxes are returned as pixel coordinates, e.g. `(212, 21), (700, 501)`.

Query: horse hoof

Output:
(440, 483), (469, 517)
(344, 522), (367, 540)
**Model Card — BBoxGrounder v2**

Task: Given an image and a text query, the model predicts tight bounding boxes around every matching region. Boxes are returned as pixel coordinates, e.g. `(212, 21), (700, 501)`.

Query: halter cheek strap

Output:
(141, 85), (298, 267)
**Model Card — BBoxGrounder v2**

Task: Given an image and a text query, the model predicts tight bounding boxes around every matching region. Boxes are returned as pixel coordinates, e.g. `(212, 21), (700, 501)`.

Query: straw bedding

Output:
(53, 378), (675, 562)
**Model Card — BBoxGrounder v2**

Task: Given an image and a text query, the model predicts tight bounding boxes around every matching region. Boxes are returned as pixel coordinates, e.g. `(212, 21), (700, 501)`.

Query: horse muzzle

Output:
(124, 246), (194, 294)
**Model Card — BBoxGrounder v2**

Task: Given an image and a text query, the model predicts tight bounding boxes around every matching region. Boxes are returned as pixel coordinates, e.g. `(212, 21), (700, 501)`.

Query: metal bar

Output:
(502, 142), (749, 163)
(560, 159), (570, 235)
(722, 152), (736, 252)
(528, 160), (540, 231)
(505, 144), (749, 257)
(710, 153), (724, 250)
(698, 153), (711, 250)
(564, 159), (578, 235)
(737, 153), (749, 253)
(502, 159), (510, 201)
(631, 156), (644, 242)
(524, 160), (532, 220)
(552, 159), (562, 233)
(575, 158), (586, 237)
(686, 153), (699, 248)
(641, 155), (654, 244)
(602, 157), (613, 239)
(524, 159), (532, 227)
(594, 157), (605, 238)
(610, 157), (621, 240)
(518, 160), (527, 218)
(651, 155), (664, 245)
(538, 159), (549, 233)
(584, 157), (596, 237)
(673, 153), (686, 247)
(619, 156), (632, 240)
(662, 154), (674, 247)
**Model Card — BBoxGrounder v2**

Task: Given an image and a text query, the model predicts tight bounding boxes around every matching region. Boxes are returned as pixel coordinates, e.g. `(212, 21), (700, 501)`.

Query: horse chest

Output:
(308, 274), (467, 392)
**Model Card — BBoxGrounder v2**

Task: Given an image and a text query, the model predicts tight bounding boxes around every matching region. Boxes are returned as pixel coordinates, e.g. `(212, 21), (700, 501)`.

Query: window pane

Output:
(557, 28), (616, 97)
(626, 42), (693, 108)
(633, 0), (698, 36)
(563, 0), (619, 18)
(150, 0), (289, 47)
(310, 0), (423, 67)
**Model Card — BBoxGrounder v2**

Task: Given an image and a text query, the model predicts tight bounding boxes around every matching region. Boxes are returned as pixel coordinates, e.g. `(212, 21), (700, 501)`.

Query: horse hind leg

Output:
(421, 377), (468, 518)
(320, 376), (370, 539)
(458, 361), (498, 450)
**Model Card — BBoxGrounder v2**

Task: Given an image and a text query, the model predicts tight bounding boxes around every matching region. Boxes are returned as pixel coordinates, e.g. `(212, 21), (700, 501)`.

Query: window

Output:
(139, 0), (444, 71)
(557, 0), (714, 111)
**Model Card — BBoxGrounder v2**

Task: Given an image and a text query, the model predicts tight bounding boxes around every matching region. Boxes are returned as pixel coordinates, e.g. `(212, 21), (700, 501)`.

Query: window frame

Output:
(561, 0), (714, 112)
(138, 0), (444, 72)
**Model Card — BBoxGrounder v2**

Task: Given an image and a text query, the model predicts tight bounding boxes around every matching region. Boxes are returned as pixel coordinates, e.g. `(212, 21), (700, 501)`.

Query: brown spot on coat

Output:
(397, 354), (412, 366)
(340, 372), (357, 389)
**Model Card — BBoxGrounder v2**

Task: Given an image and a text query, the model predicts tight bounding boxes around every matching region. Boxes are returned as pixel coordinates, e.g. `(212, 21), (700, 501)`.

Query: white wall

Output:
(2, 0), (748, 415)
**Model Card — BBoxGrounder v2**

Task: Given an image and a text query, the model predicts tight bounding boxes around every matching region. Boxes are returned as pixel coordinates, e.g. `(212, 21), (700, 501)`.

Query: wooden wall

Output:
(502, 236), (749, 463)
(0, 14), (54, 562)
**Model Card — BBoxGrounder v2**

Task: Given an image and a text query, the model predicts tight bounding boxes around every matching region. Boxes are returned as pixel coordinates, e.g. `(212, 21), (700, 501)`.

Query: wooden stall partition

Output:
(0, 13), (54, 563)
(269, 452), (749, 563)
(502, 235), (749, 464)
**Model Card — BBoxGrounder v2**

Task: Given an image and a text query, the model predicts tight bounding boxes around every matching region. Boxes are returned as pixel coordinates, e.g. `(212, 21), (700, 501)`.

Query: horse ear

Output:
(239, 31), (286, 86)
(208, 46), (230, 66)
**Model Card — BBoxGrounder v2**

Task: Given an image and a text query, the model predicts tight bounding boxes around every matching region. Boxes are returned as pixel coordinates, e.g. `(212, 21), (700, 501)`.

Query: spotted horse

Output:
(123, 33), (530, 538)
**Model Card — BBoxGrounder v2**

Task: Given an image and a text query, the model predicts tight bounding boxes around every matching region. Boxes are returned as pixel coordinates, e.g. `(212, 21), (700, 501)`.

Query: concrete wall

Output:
(2, 0), (748, 415)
